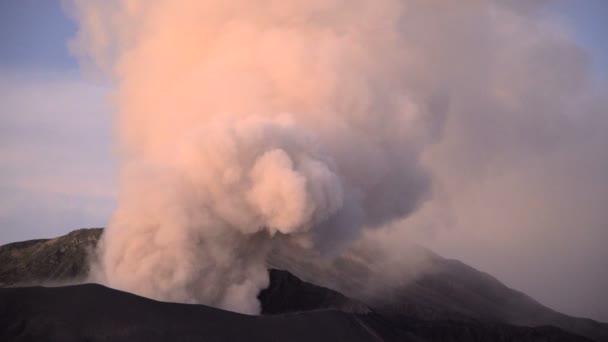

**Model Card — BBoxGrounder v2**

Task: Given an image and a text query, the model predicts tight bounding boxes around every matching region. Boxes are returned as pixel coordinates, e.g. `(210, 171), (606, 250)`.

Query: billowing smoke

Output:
(67, 0), (432, 313)
(68, 0), (608, 320)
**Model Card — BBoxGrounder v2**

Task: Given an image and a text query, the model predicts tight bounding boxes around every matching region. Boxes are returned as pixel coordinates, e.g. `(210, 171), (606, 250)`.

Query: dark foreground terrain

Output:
(1, 228), (606, 341)
(0, 283), (593, 342)
(0, 284), (407, 342)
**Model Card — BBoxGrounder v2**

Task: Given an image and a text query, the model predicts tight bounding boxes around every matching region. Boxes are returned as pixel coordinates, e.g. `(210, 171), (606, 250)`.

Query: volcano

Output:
(1, 228), (607, 341)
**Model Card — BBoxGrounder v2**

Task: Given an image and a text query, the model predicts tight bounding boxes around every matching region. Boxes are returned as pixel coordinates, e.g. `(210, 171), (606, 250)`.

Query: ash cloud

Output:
(68, 0), (608, 320)
(371, 1), (608, 321)
(68, 0), (432, 314)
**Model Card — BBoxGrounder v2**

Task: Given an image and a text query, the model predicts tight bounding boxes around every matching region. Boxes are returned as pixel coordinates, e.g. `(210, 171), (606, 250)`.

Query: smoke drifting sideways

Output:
(360, 1), (608, 321)
(68, 0), (608, 319)
(67, 0), (433, 314)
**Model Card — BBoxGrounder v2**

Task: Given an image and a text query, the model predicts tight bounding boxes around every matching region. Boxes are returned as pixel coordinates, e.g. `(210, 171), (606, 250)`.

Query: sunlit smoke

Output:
(68, 0), (608, 320)
(69, 0), (432, 313)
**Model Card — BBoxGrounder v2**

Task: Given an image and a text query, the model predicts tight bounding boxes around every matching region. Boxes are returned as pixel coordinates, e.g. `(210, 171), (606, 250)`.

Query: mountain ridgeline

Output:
(1, 228), (606, 341)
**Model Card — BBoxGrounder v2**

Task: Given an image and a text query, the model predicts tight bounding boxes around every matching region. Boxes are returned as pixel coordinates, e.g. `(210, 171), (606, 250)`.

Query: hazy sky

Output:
(0, 0), (115, 244)
(0, 0), (607, 321)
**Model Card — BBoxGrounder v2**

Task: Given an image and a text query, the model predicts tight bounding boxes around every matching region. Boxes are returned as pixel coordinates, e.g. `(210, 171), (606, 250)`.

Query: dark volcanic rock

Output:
(259, 269), (371, 314)
(1, 228), (606, 341)
(0, 284), (592, 342)
(258, 270), (593, 341)
(0, 284), (407, 342)
(0, 228), (102, 287)
(375, 257), (608, 342)
(268, 242), (608, 342)
(404, 319), (593, 342)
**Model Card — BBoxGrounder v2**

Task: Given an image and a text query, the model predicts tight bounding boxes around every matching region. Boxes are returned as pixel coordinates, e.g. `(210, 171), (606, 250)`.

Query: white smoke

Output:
(68, 0), (608, 320)
(68, 0), (432, 313)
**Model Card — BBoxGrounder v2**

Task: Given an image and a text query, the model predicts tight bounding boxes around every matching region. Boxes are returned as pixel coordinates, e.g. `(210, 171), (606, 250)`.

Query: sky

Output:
(0, 0), (116, 244)
(0, 0), (607, 321)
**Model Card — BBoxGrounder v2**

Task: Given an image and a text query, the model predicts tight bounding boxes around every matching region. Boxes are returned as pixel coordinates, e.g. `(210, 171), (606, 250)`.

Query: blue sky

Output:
(0, 0), (115, 243)
(552, 0), (608, 80)
(0, 0), (77, 69)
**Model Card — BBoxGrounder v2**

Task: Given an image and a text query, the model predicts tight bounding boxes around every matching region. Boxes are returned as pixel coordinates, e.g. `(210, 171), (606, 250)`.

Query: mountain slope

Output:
(259, 269), (372, 314)
(256, 269), (592, 341)
(0, 228), (606, 341)
(0, 282), (594, 342)
(268, 240), (608, 341)
(0, 228), (100, 287)
(0, 284), (407, 342)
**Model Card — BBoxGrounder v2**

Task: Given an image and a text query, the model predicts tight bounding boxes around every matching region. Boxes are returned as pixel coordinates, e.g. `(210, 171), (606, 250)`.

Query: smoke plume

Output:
(68, 0), (432, 313)
(68, 0), (608, 320)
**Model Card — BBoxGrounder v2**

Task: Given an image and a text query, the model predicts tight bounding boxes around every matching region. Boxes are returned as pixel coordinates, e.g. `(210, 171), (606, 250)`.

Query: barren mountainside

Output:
(1, 228), (607, 341)
(0, 228), (101, 287)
